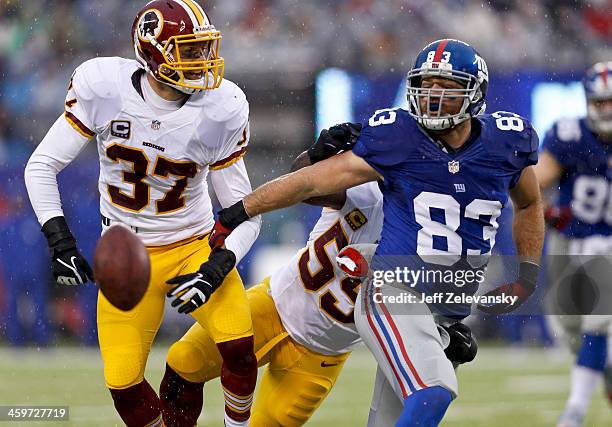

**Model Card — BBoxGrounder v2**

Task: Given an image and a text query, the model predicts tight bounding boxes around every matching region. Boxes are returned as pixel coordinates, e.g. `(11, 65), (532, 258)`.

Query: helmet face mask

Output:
(583, 62), (612, 137)
(407, 39), (488, 131)
(132, 0), (225, 95)
(155, 32), (223, 92)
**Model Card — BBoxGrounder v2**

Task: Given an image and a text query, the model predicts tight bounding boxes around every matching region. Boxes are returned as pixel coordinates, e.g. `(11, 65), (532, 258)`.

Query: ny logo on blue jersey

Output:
(454, 183), (466, 193)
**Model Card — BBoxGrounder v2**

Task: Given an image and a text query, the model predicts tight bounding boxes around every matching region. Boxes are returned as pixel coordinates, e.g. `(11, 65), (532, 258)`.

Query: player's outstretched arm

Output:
(208, 150), (380, 249)
(245, 150), (379, 217)
(290, 151), (347, 210)
(478, 166), (544, 314)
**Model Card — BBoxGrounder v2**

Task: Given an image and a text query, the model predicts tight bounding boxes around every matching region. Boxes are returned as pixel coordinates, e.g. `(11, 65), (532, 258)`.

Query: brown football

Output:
(93, 225), (150, 311)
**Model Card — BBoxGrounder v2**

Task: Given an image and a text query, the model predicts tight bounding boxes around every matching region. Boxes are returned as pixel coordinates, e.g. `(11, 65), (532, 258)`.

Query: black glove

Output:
(477, 261), (539, 315)
(166, 247), (236, 314)
(42, 216), (93, 285)
(441, 322), (477, 364)
(209, 201), (250, 249)
(308, 122), (362, 163)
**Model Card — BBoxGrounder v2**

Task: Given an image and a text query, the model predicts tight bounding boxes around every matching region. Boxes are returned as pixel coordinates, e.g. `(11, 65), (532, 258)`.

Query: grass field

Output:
(1, 345), (611, 426)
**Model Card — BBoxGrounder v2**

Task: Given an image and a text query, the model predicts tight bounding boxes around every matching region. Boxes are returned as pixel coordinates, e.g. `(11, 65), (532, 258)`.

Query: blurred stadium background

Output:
(0, 0), (611, 425)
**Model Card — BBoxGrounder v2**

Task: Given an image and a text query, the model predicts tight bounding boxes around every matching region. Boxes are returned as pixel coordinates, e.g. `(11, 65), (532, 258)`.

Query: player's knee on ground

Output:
(167, 340), (208, 383)
(252, 374), (333, 427)
(217, 336), (256, 375)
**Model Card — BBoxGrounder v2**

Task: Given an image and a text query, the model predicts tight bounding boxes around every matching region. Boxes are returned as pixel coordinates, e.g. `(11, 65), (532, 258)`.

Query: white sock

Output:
(224, 413), (249, 427)
(566, 365), (602, 413)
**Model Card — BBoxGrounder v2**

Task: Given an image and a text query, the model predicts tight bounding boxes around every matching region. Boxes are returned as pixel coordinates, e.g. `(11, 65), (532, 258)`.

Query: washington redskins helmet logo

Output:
(137, 9), (163, 41)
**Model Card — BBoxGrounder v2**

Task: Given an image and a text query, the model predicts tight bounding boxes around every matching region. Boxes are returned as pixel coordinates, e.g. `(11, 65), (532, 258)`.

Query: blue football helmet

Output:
(407, 39), (488, 130)
(583, 61), (612, 136)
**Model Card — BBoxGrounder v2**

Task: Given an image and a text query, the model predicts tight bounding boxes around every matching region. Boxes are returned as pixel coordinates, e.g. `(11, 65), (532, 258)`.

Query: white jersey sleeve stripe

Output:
(209, 146), (247, 170)
(64, 111), (95, 138)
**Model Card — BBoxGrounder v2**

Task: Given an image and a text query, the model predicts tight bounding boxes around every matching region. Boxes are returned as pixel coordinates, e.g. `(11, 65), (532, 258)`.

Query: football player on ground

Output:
(160, 128), (478, 426)
(207, 39), (544, 426)
(24, 1), (261, 426)
(534, 61), (612, 427)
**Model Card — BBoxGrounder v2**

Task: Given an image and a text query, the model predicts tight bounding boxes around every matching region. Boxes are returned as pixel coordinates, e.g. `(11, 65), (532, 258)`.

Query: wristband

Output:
(218, 201), (250, 230)
(208, 247), (237, 276)
(41, 216), (76, 253)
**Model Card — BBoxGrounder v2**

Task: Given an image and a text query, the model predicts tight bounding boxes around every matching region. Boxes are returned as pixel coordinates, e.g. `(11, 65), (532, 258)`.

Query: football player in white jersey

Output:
(160, 124), (478, 426)
(160, 125), (382, 426)
(24, 1), (261, 426)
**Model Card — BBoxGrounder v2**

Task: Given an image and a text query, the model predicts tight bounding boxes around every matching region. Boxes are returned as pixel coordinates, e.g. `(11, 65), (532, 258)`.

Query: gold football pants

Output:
(167, 278), (350, 426)
(97, 235), (253, 389)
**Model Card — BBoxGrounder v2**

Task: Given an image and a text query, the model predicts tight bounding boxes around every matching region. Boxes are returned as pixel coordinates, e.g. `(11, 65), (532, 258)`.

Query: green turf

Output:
(0, 345), (610, 426)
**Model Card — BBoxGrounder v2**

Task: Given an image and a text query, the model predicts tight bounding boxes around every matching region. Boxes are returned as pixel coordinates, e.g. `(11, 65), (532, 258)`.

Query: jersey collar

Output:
(423, 118), (482, 155)
(131, 69), (191, 108)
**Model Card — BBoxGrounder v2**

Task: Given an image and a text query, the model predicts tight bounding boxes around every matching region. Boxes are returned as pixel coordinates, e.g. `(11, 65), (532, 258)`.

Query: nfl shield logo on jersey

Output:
(448, 160), (460, 174)
(151, 120), (161, 130)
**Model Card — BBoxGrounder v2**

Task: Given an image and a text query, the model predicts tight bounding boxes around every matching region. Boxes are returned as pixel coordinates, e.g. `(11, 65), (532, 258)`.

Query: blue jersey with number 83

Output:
(352, 108), (538, 315)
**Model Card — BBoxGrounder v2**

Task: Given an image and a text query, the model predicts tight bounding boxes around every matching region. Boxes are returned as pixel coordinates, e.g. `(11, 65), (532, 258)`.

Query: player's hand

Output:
(440, 322), (477, 364)
(42, 216), (93, 285)
(308, 122), (362, 163)
(209, 219), (232, 249)
(336, 243), (378, 279)
(544, 205), (572, 231)
(477, 262), (539, 315)
(209, 201), (251, 249)
(166, 247), (236, 314)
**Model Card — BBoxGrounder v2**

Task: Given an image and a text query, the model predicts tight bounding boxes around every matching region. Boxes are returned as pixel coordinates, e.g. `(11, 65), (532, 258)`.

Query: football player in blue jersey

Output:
(210, 39), (544, 426)
(535, 61), (612, 427)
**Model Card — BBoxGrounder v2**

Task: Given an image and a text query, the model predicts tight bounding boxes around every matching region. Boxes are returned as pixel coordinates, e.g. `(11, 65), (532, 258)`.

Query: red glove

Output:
(209, 220), (232, 249)
(208, 201), (251, 249)
(477, 262), (539, 315)
(544, 205), (572, 231)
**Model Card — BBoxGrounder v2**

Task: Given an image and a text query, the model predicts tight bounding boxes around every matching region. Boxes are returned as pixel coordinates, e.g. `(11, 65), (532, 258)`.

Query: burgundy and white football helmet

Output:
(131, 0), (224, 94)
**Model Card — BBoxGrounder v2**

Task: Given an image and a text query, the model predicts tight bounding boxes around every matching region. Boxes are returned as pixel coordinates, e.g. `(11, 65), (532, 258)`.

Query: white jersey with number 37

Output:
(65, 57), (249, 245)
(270, 182), (384, 356)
